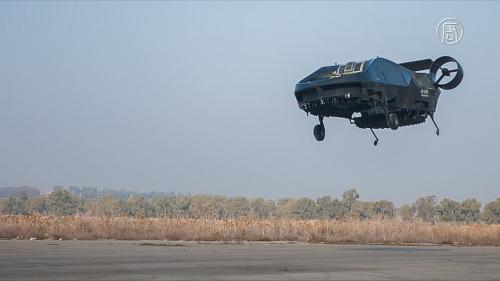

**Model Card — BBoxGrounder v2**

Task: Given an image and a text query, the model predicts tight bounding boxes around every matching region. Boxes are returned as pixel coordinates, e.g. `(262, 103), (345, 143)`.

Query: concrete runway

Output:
(0, 240), (498, 280)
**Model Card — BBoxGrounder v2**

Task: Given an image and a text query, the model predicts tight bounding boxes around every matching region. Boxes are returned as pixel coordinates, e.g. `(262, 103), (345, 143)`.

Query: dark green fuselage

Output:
(294, 58), (439, 129)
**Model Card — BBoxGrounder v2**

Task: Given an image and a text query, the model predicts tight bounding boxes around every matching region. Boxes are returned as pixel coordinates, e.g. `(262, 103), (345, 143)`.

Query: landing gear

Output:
(313, 116), (325, 141)
(381, 101), (399, 130)
(370, 128), (379, 146)
(429, 113), (440, 136)
(388, 113), (399, 130)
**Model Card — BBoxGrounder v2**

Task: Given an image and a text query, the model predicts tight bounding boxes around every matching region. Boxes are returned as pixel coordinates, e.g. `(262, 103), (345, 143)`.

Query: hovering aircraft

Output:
(294, 56), (463, 145)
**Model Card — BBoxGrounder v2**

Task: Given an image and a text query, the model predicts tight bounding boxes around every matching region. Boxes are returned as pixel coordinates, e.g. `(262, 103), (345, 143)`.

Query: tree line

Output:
(0, 187), (499, 223)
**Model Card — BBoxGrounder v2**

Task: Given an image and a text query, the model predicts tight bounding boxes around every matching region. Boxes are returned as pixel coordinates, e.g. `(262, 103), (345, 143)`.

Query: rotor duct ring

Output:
(430, 56), (464, 90)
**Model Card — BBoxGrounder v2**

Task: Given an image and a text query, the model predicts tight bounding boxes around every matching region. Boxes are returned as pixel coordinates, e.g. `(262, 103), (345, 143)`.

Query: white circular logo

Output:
(436, 18), (464, 45)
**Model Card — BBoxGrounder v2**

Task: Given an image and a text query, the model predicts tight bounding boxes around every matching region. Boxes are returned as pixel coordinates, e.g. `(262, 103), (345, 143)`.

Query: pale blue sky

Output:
(1, 1), (499, 204)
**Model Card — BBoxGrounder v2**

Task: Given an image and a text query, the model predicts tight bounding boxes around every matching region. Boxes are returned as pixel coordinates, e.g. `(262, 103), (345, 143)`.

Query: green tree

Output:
(331, 198), (347, 219)
(354, 201), (375, 219)
(315, 196), (335, 218)
(114, 199), (130, 216)
(91, 196), (122, 216)
(203, 196), (227, 218)
(458, 198), (481, 223)
(126, 196), (155, 217)
(47, 190), (79, 216)
(291, 197), (317, 219)
(276, 198), (295, 218)
(482, 198), (500, 224)
(414, 196), (437, 222)
(373, 200), (395, 218)
(342, 188), (360, 216)
(173, 196), (191, 217)
(225, 196), (251, 218)
(264, 199), (277, 217)
(250, 197), (276, 218)
(2, 197), (18, 214)
(152, 196), (175, 217)
(17, 193), (29, 214)
(27, 196), (49, 215)
(1, 195), (28, 215)
(187, 194), (211, 218)
(399, 204), (416, 221)
(436, 198), (460, 222)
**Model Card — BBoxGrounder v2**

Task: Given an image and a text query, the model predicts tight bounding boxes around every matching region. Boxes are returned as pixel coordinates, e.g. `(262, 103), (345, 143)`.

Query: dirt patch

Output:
(139, 242), (186, 247)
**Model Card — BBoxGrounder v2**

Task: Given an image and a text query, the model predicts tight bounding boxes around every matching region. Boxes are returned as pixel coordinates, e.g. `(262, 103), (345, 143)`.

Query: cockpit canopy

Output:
(331, 61), (366, 77)
(299, 60), (367, 83)
(298, 58), (413, 87)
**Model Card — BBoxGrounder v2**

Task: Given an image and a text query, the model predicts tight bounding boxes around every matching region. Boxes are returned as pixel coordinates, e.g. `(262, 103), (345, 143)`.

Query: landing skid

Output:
(370, 128), (379, 146)
(429, 114), (440, 136)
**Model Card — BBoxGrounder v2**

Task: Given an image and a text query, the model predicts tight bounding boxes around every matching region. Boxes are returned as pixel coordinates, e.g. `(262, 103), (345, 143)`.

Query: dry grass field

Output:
(1, 215), (499, 245)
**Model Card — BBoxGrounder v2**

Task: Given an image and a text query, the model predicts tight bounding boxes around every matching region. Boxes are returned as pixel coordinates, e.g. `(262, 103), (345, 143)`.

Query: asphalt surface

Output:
(0, 240), (498, 280)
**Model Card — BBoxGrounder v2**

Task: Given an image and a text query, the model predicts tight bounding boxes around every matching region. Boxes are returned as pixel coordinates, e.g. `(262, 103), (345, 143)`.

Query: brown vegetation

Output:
(1, 215), (499, 246)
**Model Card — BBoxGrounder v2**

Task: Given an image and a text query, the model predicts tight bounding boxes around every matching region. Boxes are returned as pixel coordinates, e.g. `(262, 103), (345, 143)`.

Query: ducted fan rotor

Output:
(430, 56), (464, 90)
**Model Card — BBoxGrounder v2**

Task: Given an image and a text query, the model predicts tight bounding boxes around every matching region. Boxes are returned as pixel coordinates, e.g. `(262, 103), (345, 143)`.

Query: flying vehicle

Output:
(294, 56), (463, 145)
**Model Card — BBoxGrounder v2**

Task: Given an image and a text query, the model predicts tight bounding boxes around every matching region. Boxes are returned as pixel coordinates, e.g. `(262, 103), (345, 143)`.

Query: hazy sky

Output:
(1, 1), (499, 204)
